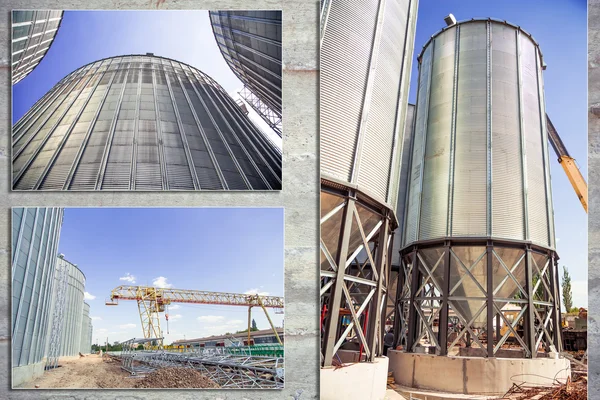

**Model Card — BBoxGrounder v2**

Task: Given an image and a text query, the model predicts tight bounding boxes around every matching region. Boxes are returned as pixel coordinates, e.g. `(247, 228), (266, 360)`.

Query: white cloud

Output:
(197, 315), (225, 323)
(169, 304), (181, 310)
(119, 273), (136, 284)
(84, 292), (96, 300)
(119, 323), (136, 329)
(244, 288), (269, 296)
(169, 314), (182, 321)
(152, 276), (172, 288)
(91, 316), (102, 321)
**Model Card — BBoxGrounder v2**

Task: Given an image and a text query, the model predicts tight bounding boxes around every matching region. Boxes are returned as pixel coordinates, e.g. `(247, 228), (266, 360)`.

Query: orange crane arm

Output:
(546, 115), (588, 213)
(108, 285), (284, 308)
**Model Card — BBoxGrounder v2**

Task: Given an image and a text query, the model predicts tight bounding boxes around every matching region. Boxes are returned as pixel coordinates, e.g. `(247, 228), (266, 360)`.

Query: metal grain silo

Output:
(11, 207), (63, 386)
(395, 18), (562, 359)
(79, 302), (90, 353)
(209, 11), (282, 136)
(53, 255), (85, 357)
(320, 0), (418, 367)
(12, 11), (63, 85)
(12, 54), (282, 191)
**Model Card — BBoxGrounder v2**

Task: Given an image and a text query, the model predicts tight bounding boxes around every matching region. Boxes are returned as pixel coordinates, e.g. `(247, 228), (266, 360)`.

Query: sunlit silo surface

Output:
(320, 0), (416, 209)
(79, 302), (91, 353)
(12, 54), (282, 191)
(404, 18), (554, 247)
(319, 0), (418, 367)
(395, 19), (561, 358)
(53, 255), (85, 357)
(12, 11), (63, 85)
(209, 11), (282, 117)
(11, 208), (63, 385)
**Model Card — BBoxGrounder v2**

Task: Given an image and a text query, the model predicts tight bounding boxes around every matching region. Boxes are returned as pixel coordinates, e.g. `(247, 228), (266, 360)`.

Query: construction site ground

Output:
(16, 354), (219, 389)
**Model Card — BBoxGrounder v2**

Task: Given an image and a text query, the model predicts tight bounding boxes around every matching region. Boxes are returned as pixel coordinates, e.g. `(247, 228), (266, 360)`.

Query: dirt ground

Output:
(18, 354), (221, 389)
(18, 354), (139, 389)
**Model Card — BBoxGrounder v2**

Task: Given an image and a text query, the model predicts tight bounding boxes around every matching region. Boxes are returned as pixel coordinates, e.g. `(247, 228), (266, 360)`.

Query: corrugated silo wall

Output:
(12, 54), (282, 191)
(320, 0), (418, 209)
(87, 318), (93, 352)
(393, 103), (415, 267)
(11, 208), (63, 385)
(79, 302), (90, 353)
(403, 20), (555, 249)
(53, 256), (85, 356)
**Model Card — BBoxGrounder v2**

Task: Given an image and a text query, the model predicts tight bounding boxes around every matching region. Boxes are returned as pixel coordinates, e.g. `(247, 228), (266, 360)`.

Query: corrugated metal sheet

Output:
(12, 55), (281, 191)
(50, 256), (85, 357)
(320, 0), (417, 209)
(403, 19), (554, 249)
(12, 11), (63, 85)
(11, 208), (63, 367)
(209, 11), (282, 117)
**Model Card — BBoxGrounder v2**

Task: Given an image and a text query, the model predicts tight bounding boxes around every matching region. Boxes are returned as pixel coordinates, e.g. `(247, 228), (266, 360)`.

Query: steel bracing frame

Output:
(238, 86), (282, 137)
(45, 259), (68, 369)
(118, 338), (283, 388)
(393, 238), (562, 358)
(320, 182), (397, 367)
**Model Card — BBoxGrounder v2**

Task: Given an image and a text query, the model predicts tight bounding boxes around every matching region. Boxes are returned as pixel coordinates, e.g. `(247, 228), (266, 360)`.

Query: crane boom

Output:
(546, 115), (588, 213)
(106, 285), (284, 348)
(109, 285), (284, 307)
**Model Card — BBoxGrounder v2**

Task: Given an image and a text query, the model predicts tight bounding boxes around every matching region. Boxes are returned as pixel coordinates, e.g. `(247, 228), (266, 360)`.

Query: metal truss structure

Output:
(107, 286), (284, 348)
(393, 238), (562, 358)
(45, 260), (68, 369)
(118, 338), (284, 388)
(320, 181), (397, 367)
(239, 86), (282, 137)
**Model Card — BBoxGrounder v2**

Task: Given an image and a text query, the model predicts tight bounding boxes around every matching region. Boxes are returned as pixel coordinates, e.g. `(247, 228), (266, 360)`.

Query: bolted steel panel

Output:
(320, 0), (417, 209)
(12, 55), (282, 191)
(403, 19), (554, 249)
(11, 208), (63, 367)
(12, 11), (63, 85)
(49, 256), (85, 357)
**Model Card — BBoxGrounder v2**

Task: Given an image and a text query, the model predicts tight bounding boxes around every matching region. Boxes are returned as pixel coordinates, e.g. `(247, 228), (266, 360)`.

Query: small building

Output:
(173, 327), (283, 349)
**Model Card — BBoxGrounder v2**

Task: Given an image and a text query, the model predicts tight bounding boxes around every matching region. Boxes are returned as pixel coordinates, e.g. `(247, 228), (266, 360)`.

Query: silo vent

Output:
(146, 52), (154, 56)
(444, 14), (457, 26)
(59, 253), (65, 258)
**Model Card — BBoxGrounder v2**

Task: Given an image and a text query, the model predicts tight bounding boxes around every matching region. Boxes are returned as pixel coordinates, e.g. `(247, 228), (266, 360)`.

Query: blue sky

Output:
(412, 0), (588, 309)
(57, 208), (284, 346)
(12, 10), (281, 148)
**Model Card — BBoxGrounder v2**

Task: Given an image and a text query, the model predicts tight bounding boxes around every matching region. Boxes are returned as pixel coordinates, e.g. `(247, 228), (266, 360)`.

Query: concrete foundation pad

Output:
(388, 351), (571, 396)
(321, 357), (389, 400)
(394, 385), (499, 400)
(12, 360), (46, 388)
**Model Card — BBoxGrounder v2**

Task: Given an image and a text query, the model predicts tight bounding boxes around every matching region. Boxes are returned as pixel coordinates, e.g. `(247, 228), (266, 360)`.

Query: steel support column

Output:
(486, 242), (494, 357)
(439, 244), (451, 356)
(322, 196), (356, 367)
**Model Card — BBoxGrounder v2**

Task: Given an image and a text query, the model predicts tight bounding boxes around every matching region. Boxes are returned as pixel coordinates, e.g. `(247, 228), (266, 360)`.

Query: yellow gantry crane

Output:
(547, 115), (588, 213)
(106, 285), (284, 347)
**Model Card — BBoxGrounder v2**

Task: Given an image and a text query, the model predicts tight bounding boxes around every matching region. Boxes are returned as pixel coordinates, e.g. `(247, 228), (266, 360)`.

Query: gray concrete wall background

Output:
(589, 0), (599, 396)
(0, 1), (318, 399)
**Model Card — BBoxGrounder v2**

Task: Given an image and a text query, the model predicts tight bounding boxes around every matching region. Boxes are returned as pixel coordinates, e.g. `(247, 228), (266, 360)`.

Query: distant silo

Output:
(396, 18), (561, 359)
(12, 11), (63, 85)
(53, 256), (85, 357)
(12, 54), (282, 191)
(11, 208), (63, 386)
(79, 302), (90, 353)
(319, 0), (418, 367)
(209, 11), (282, 136)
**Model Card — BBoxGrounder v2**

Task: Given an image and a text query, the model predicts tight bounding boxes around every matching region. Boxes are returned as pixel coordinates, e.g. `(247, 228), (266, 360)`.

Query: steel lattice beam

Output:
(109, 285), (284, 308)
(239, 86), (282, 137)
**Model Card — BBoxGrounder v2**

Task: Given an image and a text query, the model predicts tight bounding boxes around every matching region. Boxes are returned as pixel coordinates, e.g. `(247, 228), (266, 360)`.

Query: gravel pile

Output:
(134, 367), (220, 388)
